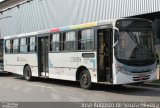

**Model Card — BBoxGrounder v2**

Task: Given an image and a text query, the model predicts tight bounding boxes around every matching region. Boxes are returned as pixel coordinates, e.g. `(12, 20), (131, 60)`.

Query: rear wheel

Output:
(24, 66), (32, 81)
(80, 70), (92, 89)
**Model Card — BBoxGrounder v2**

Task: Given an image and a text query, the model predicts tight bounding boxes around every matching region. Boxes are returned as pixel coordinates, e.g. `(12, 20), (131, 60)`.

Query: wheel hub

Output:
(82, 74), (88, 85)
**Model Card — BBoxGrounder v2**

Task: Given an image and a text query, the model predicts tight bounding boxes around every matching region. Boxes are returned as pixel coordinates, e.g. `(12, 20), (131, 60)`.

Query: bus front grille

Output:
(132, 75), (150, 81)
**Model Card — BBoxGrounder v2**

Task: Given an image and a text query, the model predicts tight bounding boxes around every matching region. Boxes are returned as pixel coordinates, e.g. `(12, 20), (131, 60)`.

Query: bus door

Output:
(0, 39), (4, 71)
(38, 36), (49, 77)
(97, 28), (113, 82)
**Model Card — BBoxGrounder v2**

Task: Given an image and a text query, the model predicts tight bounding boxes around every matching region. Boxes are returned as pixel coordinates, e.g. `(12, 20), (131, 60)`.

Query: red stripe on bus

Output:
(49, 28), (60, 32)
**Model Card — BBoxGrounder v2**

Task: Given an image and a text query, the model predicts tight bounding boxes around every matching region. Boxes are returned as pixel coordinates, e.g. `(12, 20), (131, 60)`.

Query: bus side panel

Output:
(49, 52), (77, 81)
(77, 52), (97, 83)
(4, 54), (16, 73)
(4, 54), (38, 77)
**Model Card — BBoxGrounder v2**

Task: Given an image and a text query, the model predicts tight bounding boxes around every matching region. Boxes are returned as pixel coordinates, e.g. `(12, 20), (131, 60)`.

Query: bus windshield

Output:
(115, 19), (156, 65)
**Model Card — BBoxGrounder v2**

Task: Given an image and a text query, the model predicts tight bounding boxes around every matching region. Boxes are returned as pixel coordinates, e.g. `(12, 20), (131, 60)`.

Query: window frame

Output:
(19, 37), (28, 53)
(62, 31), (77, 52)
(77, 28), (95, 51)
(12, 38), (19, 54)
(28, 36), (37, 53)
(5, 39), (13, 54)
(49, 28), (96, 53)
(50, 33), (61, 52)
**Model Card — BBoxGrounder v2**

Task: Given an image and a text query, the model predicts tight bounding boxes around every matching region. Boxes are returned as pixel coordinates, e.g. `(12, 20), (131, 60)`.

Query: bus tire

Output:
(24, 66), (32, 81)
(79, 70), (92, 89)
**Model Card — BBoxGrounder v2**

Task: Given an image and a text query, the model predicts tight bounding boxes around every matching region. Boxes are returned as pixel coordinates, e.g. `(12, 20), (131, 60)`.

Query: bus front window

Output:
(114, 19), (156, 66)
(115, 31), (155, 65)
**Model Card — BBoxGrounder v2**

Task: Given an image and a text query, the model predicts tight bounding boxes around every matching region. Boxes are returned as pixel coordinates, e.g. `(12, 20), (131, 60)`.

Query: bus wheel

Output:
(80, 70), (92, 89)
(24, 66), (32, 81)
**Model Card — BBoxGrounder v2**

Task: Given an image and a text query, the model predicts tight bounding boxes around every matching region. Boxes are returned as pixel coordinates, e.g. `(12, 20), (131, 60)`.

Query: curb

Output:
(142, 83), (160, 88)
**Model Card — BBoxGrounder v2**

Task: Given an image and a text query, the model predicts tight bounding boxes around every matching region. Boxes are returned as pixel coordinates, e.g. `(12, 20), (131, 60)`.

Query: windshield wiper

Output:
(127, 32), (139, 45)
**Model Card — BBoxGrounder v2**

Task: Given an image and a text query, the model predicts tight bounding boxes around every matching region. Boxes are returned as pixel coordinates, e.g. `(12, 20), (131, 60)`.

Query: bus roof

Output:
(3, 18), (151, 39)
(3, 19), (113, 39)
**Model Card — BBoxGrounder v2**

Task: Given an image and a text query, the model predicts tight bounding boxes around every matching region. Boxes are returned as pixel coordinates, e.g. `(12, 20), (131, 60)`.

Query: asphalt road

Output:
(0, 73), (159, 102)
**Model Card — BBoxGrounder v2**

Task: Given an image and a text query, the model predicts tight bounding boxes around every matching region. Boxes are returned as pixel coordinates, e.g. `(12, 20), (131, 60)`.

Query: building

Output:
(0, 0), (25, 10)
(0, 0), (160, 37)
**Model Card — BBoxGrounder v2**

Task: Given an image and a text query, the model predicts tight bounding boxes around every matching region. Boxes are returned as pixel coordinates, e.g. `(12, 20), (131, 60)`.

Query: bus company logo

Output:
(70, 57), (81, 62)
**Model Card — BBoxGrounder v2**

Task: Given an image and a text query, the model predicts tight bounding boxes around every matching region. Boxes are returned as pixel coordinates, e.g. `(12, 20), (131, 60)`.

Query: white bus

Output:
(2, 18), (158, 89)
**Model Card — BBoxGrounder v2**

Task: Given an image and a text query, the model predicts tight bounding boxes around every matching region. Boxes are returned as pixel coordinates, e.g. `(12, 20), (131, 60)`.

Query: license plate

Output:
(139, 74), (145, 80)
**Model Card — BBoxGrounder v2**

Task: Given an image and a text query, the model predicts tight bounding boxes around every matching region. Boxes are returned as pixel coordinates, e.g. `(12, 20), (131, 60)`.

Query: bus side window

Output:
(78, 29), (94, 50)
(50, 33), (61, 52)
(20, 38), (27, 53)
(5, 40), (12, 53)
(29, 37), (36, 52)
(13, 39), (19, 53)
(63, 31), (76, 51)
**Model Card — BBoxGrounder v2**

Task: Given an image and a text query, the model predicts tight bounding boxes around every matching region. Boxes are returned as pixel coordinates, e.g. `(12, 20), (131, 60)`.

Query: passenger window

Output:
(50, 33), (61, 51)
(29, 37), (36, 52)
(63, 31), (76, 51)
(5, 40), (12, 53)
(20, 38), (27, 53)
(78, 29), (94, 50)
(13, 39), (19, 53)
